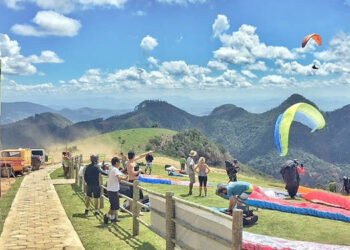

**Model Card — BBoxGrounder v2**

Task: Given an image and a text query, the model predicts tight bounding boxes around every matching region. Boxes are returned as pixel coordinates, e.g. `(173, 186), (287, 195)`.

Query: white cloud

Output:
(140, 35), (158, 51)
(12, 11), (81, 37)
(259, 75), (296, 87)
(134, 10), (146, 16)
(214, 46), (254, 64)
(4, 0), (128, 13)
(3, 0), (24, 9)
(160, 61), (190, 75)
(160, 60), (210, 76)
(156, 0), (207, 6)
(314, 32), (350, 61)
(28, 50), (64, 63)
(3, 79), (54, 93)
(275, 60), (316, 76)
(241, 70), (257, 78)
(147, 56), (158, 65)
(212, 14), (229, 38)
(78, 69), (103, 84)
(207, 60), (227, 71)
(245, 61), (268, 71)
(0, 33), (62, 75)
(78, 0), (128, 9)
(215, 24), (296, 65)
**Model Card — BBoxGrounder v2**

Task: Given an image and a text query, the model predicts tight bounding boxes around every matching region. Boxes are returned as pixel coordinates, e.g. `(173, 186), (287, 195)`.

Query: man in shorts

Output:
(104, 157), (127, 224)
(216, 181), (253, 212)
(186, 150), (197, 195)
(84, 155), (104, 216)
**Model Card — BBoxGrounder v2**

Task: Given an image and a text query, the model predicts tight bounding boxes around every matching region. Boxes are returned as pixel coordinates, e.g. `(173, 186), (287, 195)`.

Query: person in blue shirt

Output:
(216, 181), (253, 212)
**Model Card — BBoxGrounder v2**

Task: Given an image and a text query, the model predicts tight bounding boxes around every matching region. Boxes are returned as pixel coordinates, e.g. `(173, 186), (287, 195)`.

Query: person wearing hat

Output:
(216, 181), (253, 212)
(186, 150), (197, 195)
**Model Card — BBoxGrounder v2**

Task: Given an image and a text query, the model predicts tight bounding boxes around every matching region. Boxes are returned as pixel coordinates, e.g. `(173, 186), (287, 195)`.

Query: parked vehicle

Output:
(31, 149), (46, 164)
(31, 155), (41, 171)
(0, 148), (32, 176)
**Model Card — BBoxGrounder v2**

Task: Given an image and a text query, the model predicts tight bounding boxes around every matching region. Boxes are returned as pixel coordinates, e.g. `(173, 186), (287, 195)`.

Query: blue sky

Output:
(1, 0), (350, 113)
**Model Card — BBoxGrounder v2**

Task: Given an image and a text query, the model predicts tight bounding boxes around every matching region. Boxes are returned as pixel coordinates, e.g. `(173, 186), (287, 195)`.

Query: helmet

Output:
(90, 155), (99, 164)
(233, 159), (238, 164)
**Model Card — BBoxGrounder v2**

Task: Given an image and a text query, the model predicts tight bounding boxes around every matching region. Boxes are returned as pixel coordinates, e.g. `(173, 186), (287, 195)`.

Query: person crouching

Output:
(216, 181), (253, 214)
(104, 157), (127, 224)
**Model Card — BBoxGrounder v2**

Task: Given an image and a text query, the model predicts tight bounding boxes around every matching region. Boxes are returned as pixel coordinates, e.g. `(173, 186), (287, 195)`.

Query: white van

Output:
(31, 149), (46, 164)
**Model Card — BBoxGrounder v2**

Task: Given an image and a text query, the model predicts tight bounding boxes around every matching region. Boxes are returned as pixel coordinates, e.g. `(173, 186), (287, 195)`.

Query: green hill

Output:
(51, 128), (177, 160)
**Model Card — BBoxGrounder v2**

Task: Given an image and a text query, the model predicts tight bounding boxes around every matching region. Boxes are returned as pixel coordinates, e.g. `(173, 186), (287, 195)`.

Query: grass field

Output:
(52, 163), (350, 249)
(0, 176), (24, 235)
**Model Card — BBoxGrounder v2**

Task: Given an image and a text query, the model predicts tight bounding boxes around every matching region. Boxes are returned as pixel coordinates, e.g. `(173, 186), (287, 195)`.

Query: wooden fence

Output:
(73, 157), (243, 250)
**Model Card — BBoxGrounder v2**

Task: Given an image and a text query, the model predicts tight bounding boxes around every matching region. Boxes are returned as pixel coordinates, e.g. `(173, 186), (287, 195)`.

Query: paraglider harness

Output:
(343, 177), (350, 195)
(103, 182), (149, 212)
(280, 160), (300, 198)
(225, 160), (239, 182)
(222, 205), (258, 227)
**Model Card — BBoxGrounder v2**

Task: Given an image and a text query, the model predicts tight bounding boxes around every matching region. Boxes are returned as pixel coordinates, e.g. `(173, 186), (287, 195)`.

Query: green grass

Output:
(52, 163), (350, 247)
(52, 168), (165, 250)
(0, 177), (24, 235)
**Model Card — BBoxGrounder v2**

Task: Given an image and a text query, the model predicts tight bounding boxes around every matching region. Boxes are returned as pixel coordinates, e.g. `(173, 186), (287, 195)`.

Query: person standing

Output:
(180, 156), (186, 171)
(127, 150), (153, 211)
(84, 155), (104, 216)
(280, 159), (301, 199)
(186, 150), (197, 195)
(145, 153), (154, 175)
(104, 157), (127, 224)
(194, 157), (210, 196)
(62, 152), (71, 178)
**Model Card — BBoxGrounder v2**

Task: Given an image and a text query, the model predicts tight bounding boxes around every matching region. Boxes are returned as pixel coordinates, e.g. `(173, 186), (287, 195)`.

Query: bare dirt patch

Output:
(1, 178), (16, 196)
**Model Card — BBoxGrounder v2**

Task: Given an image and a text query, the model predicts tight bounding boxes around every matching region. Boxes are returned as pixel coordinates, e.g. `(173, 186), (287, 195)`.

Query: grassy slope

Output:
(0, 177), (24, 235)
(48, 128), (176, 161)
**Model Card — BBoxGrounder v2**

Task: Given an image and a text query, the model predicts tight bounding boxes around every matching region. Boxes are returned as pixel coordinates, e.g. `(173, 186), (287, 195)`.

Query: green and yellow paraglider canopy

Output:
(274, 102), (326, 156)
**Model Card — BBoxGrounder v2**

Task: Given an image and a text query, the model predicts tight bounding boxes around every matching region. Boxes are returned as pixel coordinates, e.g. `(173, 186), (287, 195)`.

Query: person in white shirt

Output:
(104, 157), (127, 224)
(186, 150), (197, 195)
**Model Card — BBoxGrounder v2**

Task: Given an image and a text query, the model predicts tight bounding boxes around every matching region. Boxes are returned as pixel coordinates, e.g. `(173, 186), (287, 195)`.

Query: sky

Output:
(1, 0), (350, 113)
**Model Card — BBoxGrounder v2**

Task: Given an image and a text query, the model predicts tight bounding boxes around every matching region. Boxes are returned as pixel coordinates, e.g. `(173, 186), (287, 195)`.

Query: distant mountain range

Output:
(1, 102), (130, 124)
(2, 94), (349, 186)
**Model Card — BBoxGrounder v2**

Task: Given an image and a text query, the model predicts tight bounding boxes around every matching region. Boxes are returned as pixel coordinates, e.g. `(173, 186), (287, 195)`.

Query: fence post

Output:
(132, 180), (140, 236)
(232, 209), (243, 250)
(165, 191), (175, 250)
(75, 158), (79, 184)
(99, 174), (104, 209)
(69, 158), (74, 179)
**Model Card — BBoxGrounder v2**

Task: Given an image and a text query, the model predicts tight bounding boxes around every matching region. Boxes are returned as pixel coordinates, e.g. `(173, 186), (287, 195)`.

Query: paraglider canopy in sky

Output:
(274, 102), (326, 156)
(302, 33), (322, 48)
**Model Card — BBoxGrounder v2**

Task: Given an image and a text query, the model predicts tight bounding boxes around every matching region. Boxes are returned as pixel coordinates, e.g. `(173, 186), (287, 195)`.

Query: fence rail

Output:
(72, 156), (243, 250)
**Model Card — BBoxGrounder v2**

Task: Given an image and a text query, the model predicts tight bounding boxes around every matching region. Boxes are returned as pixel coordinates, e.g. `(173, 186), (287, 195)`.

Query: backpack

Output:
(237, 205), (259, 226)
(222, 205), (258, 227)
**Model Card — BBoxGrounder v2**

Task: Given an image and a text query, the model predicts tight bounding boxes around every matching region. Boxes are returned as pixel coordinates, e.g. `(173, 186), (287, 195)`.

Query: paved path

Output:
(0, 165), (84, 250)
